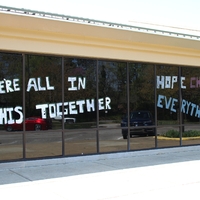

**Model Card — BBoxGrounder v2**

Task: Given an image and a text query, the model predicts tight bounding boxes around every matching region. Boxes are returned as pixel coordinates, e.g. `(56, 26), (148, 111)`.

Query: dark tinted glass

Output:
(25, 55), (62, 158)
(0, 53), (23, 161)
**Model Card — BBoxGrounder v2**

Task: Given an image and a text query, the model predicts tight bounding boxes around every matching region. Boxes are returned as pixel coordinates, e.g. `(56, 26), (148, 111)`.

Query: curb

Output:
(157, 136), (200, 140)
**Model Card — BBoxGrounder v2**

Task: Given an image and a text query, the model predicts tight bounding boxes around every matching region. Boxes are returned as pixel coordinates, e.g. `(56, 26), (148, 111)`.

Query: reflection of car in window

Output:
(54, 115), (76, 124)
(121, 111), (154, 139)
(5, 117), (52, 131)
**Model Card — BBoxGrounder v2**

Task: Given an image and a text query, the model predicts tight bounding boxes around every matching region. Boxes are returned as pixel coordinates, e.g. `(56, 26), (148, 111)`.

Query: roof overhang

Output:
(1, 11), (200, 66)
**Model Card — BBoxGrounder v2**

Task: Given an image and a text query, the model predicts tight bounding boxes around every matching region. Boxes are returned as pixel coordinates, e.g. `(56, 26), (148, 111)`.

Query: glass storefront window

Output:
(128, 63), (155, 150)
(156, 65), (180, 147)
(64, 58), (97, 155)
(25, 55), (62, 158)
(1, 51), (200, 162)
(0, 53), (23, 161)
(98, 61), (127, 153)
(181, 67), (200, 146)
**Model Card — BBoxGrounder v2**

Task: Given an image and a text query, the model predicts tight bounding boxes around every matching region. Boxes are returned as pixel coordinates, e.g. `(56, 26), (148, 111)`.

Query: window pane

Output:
(156, 65), (180, 147)
(0, 53), (23, 161)
(64, 58), (97, 155)
(98, 61), (127, 153)
(181, 66), (200, 146)
(25, 55), (62, 158)
(129, 63), (155, 150)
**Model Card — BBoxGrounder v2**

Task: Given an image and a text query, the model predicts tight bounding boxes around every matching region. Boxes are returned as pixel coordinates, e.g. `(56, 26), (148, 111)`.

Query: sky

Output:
(1, 0), (200, 33)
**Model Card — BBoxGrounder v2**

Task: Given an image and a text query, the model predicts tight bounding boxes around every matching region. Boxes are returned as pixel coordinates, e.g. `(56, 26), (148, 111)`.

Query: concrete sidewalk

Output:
(1, 146), (200, 199)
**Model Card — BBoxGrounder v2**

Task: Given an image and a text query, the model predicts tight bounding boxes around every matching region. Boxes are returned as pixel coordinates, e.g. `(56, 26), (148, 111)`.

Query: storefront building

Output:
(1, 6), (200, 162)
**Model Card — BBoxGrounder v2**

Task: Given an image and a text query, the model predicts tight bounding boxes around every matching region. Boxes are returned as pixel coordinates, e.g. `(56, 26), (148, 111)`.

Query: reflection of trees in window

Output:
(25, 55), (62, 116)
(182, 67), (200, 101)
(116, 63), (127, 112)
(0, 53), (22, 109)
(63, 58), (97, 122)
(182, 67), (200, 122)
(99, 61), (127, 114)
(64, 58), (96, 101)
(129, 63), (154, 111)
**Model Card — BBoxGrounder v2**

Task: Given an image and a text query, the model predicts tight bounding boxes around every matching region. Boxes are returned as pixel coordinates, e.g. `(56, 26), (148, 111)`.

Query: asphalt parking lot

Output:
(1, 126), (200, 160)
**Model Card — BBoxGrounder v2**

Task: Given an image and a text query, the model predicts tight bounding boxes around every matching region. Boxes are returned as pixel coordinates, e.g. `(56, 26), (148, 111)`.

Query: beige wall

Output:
(1, 12), (200, 66)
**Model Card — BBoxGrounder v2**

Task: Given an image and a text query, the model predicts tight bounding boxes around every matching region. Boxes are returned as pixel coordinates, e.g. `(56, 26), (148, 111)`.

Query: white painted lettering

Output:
(165, 76), (171, 89)
(157, 76), (186, 89)
(86, 99), (95, 112)
(69, 101), (78, 114)
(15, 106), (23, 123)
(98, 98), (104, 110)
(7, 107), (14, 124)
(171, 76), (177, 89)
(105, 97), (111, 109)
(49, 103), (56, 118)
(0, 108), (7, 124)
(36, 104), (48, 118)
(13, 79), (20, 91)
(181, 77), (186, 89)
(157, 76), (164, 89)
(76, 100), (85, 113)
(46, 77), (54, 90)
(56, 103), (63, 116)
(68, 77), (77, 91)
(78, 77), (86, 90)
(157, 95), (164, 108)
(5, 80), (14, 93)
(37, 77), (46, 91)
(27, 78), (38, 92)
(0, 81), (5, 94)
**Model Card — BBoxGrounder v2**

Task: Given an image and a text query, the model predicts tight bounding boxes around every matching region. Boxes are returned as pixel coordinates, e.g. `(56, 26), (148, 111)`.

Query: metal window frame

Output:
(7, 53), (190, 161)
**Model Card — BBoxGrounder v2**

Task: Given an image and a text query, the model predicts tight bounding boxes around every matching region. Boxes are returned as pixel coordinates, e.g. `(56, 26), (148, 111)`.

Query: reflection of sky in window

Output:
(72, 59), (78, 67)
(72, 59), (90, 71)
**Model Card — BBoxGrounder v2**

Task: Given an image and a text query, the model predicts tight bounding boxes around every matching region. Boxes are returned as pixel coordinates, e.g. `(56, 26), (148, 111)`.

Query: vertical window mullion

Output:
(154, 64), (158, 148)
(22, 53), (26, 158)
(127, 62), (130, 150)
(96, 60), (99, 153)
(62, 57), (65, 156)
(178, 66), (182, 146)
